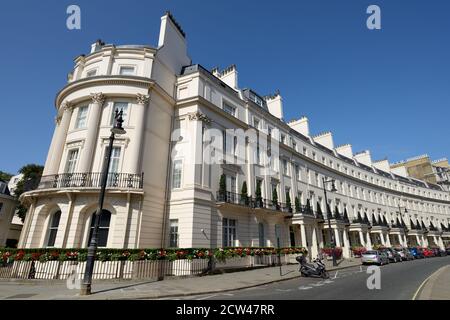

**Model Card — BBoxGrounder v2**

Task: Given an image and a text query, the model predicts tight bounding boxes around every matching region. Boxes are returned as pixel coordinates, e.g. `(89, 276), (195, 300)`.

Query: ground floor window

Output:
(223, 218), (237, 247)
(46, 210), (61, 247)
(169, 219), (179, 248)
(87, 210), (111, 247)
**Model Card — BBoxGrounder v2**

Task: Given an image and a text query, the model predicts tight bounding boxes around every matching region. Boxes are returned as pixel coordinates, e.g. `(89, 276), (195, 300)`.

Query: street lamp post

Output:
(80, 109), (126, 296)
(322, 177), (338, 267)
(396, 205), (408, 246)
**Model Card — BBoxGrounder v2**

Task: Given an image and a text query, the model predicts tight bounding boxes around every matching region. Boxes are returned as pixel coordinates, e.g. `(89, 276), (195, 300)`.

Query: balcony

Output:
(37, 172), (144, 190)
(216, 191), (293, 215)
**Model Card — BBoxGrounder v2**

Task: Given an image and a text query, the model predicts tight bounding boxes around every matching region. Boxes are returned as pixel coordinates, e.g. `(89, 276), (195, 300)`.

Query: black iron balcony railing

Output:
(37, 172), (144, 190)
(216, 191), (295, 214)
(216, 192), (329, 220)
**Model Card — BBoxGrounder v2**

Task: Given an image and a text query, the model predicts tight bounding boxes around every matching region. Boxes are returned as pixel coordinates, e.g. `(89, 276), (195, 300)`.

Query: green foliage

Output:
(219, 174), (226, 197)
(255, 180), (262, 207)
(272, 188), (278, 207)
(0, 246), (308, 263)
(285, 191), (292, 211)
(0, 171), (12, 183)
(294, 196), (301, 213)
(15, 164), (44, 222)
(240, 181), (249, 205)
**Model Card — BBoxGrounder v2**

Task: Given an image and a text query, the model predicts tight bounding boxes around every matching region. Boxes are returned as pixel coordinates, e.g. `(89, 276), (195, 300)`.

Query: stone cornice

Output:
(55, 76), (174, 109)
(178, 95), (450, 206)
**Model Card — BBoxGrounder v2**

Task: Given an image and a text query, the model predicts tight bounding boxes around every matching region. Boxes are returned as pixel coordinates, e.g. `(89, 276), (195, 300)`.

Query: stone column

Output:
(334, 228), (341, 247)
(300, 224), (307, 249)
(422, 235), (428, 248)
(366, 232), (372, 249)
(342, 229), (350, 259)
(128, 94), (149, 174)
(358, 230), (366, 247)
(385, 232), (391, 247)
(311, 227), (319, 258)
(415, 235), (421, 246)
(43, 119), (62, 175)
(438, 236), (445, 250)
(317, 227), (324, 249)
(397, 234), (403, 247)
(403, 234), (408, 247)
(380, 232), (386, 246)
(78, 93), (106, 173)
(47, 101), (74, 174)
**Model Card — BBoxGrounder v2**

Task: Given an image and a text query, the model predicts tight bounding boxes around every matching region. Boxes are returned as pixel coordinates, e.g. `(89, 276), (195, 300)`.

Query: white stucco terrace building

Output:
(19, 12), (450, 257)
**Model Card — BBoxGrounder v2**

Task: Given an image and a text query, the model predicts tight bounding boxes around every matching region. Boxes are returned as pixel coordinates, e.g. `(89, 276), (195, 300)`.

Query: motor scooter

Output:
(296, 254), (329, 279)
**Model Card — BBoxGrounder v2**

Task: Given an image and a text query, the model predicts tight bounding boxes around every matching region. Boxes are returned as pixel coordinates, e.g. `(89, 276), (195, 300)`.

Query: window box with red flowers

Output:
(351, 246), (367, 257)
(321, 247), (343, 260)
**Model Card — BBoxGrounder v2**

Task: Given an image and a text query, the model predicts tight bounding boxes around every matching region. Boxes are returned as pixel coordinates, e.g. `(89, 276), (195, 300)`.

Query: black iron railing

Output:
(37, 172), (144, 190)
(216, 191), (293, 214)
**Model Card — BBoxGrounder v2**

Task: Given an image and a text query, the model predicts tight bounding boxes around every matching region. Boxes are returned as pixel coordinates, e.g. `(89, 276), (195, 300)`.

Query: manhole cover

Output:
(5, 293), (38, 299)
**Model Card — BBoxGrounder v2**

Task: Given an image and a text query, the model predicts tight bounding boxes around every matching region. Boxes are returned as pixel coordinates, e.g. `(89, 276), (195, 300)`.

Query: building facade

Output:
(391, 155), (450, 192)
(20, 12), (450, 255)
(0, 180), (19, 247)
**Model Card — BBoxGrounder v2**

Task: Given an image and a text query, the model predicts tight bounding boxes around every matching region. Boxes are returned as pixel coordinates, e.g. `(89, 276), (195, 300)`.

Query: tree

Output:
(0, 170), (12, 182)
(305, 198), (312, 215)
(295, 196), (301, 213)
(14, 164), (44, 222)
(285, 191), (292, 213)
(272, 188), (278, 209)
(334, 205), (341, 220)
(255, 181), (262, 208)
(219, 174), (226, 201)
(316, 201), (324, 219)
(240, 181), (249, 205)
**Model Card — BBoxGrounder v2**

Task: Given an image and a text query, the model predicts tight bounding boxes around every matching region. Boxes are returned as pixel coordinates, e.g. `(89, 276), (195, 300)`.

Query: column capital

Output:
(136, 93), (150, 105)
(61, 100), (73, 112)
(188, 111), (211, 124)
(90, 92), (106, 105)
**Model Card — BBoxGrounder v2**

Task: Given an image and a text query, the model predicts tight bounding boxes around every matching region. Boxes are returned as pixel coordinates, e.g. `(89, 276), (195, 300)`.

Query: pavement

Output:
(415, 264), (450, 300)
(0, 258), (360, 300)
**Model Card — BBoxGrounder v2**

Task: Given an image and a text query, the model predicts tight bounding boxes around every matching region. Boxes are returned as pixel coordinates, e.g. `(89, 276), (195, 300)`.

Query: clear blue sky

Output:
(1, 0), (449, 174)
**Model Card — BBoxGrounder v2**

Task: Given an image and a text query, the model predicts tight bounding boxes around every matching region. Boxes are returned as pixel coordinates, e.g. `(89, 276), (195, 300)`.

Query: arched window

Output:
(87, 210), (111, 247)
(47, 210), (61, 247)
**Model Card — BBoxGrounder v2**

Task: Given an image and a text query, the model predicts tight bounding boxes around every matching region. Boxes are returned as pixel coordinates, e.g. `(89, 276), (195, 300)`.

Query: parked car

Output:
(423, 248), (435, 258)
(361, 250), (389, 266)
(446, 247), (450, 255)
(381, 248), (402, 262)
(430, 248), (442, 257)
(434, 248), (447, 257)
(409, 247), (425, 259)
(394, 248), (414, 261)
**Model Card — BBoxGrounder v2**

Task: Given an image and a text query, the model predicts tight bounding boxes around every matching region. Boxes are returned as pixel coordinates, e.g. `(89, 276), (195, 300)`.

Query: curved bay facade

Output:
(20, 12), (450, 256)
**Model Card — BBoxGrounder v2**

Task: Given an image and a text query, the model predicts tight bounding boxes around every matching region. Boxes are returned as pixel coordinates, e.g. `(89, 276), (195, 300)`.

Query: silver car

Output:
(394, 248), (414, 261)
(361, 250), (389, 266)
